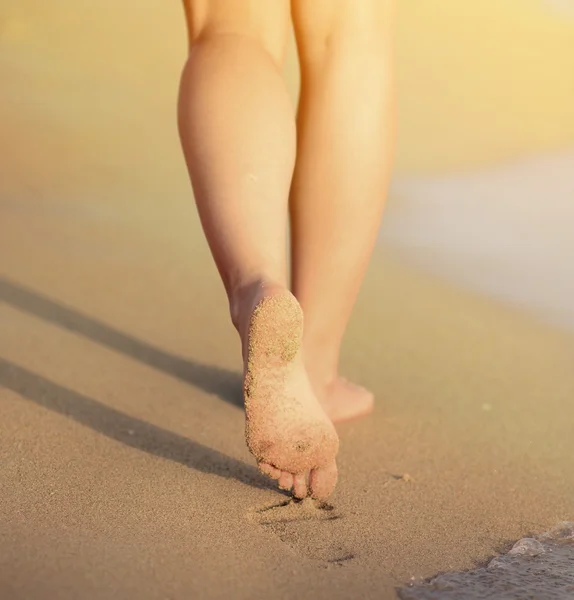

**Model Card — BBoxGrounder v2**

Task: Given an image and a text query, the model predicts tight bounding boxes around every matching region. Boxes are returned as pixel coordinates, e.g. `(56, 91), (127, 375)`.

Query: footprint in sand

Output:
(247, 498), (356, 566)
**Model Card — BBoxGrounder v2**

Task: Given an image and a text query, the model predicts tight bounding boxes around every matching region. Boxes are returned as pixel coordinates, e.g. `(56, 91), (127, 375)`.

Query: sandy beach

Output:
(1, 1), (574, 598)
(3, 188), (574, 599)
(3, 191), (574, 598)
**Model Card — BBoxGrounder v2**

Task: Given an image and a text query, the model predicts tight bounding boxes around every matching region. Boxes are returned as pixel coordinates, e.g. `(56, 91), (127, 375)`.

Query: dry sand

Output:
(2, 2), (574, 599)
(2, 196), (574, 600)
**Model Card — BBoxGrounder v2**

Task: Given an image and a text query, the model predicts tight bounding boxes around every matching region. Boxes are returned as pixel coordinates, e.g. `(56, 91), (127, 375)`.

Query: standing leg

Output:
(290, 0), (396, 423)
(178, 0), (339, 499)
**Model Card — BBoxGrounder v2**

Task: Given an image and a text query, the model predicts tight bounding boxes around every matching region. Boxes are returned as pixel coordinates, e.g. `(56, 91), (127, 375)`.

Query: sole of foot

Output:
(240, 283), (340, 501)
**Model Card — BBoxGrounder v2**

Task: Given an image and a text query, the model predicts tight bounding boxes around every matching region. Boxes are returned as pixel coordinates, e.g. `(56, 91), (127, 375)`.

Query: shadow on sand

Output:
(0, 277), (277, 492)
(0, 277), (243, 406)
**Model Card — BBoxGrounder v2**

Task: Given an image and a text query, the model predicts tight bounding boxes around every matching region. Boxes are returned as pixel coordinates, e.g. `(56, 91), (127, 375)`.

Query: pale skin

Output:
(178, 0), (395, 500)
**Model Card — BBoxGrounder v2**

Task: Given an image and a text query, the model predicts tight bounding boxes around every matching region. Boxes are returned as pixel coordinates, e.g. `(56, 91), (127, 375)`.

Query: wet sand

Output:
(2, 2), (574, 598)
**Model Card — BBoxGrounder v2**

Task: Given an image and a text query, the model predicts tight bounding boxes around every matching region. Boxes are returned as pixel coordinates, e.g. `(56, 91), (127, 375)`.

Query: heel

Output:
(247, 291), (303, 366)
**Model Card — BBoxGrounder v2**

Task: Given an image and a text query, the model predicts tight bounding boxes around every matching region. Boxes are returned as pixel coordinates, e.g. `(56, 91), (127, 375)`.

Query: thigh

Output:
(182, 0), (291, 66)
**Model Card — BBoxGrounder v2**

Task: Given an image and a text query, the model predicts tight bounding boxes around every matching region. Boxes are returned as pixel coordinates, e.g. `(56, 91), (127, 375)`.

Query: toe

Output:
(309, 459), (338, 500)
(292, 473), (308, 499)
(277, 471), (293, 491)
(258, 462), (281, 479)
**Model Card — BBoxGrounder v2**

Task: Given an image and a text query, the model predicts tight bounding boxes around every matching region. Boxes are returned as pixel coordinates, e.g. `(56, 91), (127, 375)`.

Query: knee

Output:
(291, 0), (394, 67)
(182, 0), (291, 68)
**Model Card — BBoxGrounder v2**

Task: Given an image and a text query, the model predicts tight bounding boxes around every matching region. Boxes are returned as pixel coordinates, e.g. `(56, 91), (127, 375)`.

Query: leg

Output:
(178, 0), (339, 499)
(290, 0), (396, 422)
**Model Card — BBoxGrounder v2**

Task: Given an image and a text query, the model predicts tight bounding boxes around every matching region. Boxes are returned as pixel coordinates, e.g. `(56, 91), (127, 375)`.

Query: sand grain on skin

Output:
(243, 292), (302, 410)
(242, 289), (339, 493)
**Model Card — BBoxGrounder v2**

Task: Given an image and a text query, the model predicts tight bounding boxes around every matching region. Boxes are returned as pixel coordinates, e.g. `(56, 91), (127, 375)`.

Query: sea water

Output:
(380, 149), (574, 334)
(399, 522), (574, 599)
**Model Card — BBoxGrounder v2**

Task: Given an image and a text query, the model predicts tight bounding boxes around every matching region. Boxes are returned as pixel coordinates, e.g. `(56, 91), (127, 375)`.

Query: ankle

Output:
(228, 277), (284, 333)
(304, 343), (339, 387)
(306, 363), (338, 391)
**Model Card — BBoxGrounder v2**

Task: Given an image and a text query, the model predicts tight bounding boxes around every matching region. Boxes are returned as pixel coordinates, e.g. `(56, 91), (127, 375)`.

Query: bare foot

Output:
(320, 377), (374, 424)
(233, 282), (340, 500)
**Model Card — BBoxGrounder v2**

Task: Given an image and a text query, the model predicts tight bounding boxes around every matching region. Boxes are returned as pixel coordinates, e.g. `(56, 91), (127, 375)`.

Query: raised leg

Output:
(289, 0), (396, 422)
(178, 0), (339, 498)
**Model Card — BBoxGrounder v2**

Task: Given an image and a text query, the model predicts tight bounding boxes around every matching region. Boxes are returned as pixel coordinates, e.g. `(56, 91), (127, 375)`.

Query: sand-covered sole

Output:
(243, 291), (304, 403)
(242, 289), (338, 487)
